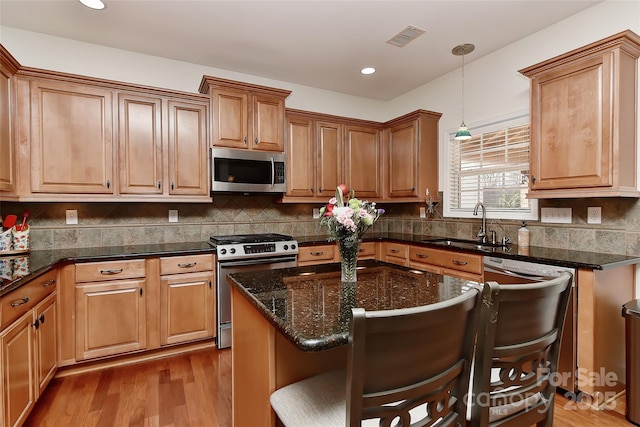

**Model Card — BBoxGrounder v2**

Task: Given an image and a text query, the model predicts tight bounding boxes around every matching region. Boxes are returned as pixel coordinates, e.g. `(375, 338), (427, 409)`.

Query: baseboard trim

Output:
(54, 339), (217, 378)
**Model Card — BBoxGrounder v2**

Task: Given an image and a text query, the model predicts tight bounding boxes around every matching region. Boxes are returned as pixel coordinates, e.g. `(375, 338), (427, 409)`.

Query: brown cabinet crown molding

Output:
(0, 44), (20, 74)
(199, 75), (291, 99)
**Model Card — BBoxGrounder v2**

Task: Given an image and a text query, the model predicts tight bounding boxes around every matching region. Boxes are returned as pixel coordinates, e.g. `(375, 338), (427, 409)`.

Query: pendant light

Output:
(452, 43), (475, 141)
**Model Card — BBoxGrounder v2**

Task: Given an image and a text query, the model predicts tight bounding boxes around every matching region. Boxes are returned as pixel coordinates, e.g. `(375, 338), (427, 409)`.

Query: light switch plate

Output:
(540, 207), (572, 224)
(587, 207), (602, 224)
(168, 209), (178, 223)
(65, 210), (78, 225)
(313, 208), (320, 219)
(419, 206), (426, 218)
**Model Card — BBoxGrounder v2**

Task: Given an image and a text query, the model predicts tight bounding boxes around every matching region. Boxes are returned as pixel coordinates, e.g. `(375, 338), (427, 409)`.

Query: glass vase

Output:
(338, 238), (360, 282)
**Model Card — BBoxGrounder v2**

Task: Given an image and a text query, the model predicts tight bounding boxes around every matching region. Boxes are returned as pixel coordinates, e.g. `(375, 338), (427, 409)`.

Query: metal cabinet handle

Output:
(531, 175), (536, 184)
(106, 179), (111, 189)
(178, 262), (197, 268)
(390, 248), (400, 253)
(42, 279), (56, 287)
(100, 269), (124, 275)
(358, 248), (365, 253)
(32, 319), (40, 329)
(157, 181), (161, 189)
(244, 136), (247, 143)
(452, 260), (469, 266)
(39, 313), (45, 324)
(319, 187), (323, 192)
(11, 297), (29, 307)
(255, 137), (259, 144)
(416, 253), (429, 259)
(171, 182), (175, 190)
(310, 251), (324, 256)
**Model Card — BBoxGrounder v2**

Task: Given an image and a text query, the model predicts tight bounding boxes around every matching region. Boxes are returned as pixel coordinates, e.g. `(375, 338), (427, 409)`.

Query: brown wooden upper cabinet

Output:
(10, 68), (209, 202)
(284, 109), (440, 203)
(0, 46), (18, 195)
(200, 76), (291, 152)
(383, 110), (440, 202)
(520, 30), (640, 198)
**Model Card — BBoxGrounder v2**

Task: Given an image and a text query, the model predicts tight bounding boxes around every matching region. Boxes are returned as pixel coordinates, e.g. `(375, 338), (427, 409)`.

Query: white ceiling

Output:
(0, 0), (601, 100)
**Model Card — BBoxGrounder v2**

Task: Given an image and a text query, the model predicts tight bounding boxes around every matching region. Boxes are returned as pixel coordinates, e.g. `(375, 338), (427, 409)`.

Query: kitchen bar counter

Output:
(227, 259), (476, 352)
(227, 260), (477, 427)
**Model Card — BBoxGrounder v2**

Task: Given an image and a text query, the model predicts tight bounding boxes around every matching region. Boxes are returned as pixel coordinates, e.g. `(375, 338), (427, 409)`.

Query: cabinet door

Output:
(530, 55), (611, 190)
(118, 93), (163, 194)
(30, 80), (114, 194)
(0, 62), (15, 193)
(1, 312), (35, 427)
(344, 125), (381, 198)
(168, 99), (208, 196)
(285, 116), (315, 197)
(252, 94), (284, 152)
(212, 88), (248, 149)
(386, 119), (418, 198)
(75, 279), (146, 360)
(316, 121), (343, 198)
(160, 271), (214, 345)
(34, 293), (57, 397)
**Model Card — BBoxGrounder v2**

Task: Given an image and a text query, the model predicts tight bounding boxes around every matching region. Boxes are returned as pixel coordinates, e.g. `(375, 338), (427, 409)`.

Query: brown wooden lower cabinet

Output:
(1, 271), (57, 427)
(75, 278), (147, 360)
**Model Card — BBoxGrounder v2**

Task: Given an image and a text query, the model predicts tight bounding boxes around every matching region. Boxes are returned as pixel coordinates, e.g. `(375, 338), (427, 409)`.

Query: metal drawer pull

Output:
(452, 260), (468, 266)
(310, 251), (324, 256)
(390, 248), (400, 253)
(178, 262), (197, 268)
(358, 248), (365, 253)
(416, 253), (429, 258)
(42, 279), (56, 287)
(100, 269), (124, 275)
(11, 297), (29, 307)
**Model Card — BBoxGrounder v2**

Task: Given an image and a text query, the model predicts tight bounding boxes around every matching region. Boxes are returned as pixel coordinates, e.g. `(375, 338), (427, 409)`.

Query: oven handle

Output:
(483, 264), (548, 282)
(218, 256), (297, 268)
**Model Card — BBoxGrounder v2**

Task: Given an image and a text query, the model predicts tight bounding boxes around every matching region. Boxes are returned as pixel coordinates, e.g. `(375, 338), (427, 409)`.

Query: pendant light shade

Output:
(452, 43), (475, 141)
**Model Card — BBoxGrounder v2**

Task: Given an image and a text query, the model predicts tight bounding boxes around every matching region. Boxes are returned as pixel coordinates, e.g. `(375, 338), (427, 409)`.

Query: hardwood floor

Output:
(25, 347), (631, 426)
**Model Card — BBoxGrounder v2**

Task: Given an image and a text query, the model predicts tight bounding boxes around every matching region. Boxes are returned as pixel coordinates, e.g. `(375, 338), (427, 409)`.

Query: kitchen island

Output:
(227, 260), (477, 427)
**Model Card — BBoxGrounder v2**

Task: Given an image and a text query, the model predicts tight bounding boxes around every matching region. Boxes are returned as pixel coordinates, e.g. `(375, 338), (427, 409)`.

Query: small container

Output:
(12, 225), (30, 252)
(0, 228), (12, 252)
(518, 222), (530, 247)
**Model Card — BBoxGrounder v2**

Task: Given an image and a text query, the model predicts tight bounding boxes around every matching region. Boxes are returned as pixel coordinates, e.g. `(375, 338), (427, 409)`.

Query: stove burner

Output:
(210, 233), (294, 245)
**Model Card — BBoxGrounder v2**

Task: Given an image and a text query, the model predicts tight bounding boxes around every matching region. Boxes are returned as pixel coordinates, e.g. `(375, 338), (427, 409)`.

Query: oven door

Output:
(483, 263), (577, 393)
(216, 256), (297, 349)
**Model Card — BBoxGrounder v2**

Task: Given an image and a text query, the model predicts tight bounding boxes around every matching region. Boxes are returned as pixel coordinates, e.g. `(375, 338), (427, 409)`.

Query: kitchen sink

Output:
(421, 237), (507, 251)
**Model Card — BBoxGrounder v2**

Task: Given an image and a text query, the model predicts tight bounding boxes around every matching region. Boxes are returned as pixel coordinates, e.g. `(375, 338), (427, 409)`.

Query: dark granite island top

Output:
(227, 259), (477, 352)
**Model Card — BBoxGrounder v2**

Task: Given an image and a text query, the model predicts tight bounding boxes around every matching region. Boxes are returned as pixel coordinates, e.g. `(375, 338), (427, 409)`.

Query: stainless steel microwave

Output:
(210, 147), (286, 194)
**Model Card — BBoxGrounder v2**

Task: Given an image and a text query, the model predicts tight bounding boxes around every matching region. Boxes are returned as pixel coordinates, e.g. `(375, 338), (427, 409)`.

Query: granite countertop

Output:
(0, 241), (215, 296)
(2, 232), (639, 297)
(227, 259), (478, 352)
(299, 232), (640, 271)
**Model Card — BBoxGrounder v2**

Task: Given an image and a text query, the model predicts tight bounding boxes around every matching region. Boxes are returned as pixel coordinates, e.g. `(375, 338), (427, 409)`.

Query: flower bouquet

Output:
(319, 184), (384, 282)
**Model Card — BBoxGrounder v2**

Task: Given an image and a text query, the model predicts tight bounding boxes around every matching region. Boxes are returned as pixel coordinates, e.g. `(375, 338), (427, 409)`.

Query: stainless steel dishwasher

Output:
(483, 256), (578, 393)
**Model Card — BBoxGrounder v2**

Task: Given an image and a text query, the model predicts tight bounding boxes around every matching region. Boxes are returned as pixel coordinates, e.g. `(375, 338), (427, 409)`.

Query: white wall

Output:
(1, 0), (639, 178)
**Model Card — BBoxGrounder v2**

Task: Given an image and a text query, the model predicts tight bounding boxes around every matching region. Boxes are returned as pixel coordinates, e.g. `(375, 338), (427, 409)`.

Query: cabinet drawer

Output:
(298, 245), (336, 263)
(382, 242), (407, 265)
(75, 260), (145, 283)
(160, 254), (214, 276)
(409, 245), (482, 276)
(1, 269), (57, 330)
(358, 242), (377, 259)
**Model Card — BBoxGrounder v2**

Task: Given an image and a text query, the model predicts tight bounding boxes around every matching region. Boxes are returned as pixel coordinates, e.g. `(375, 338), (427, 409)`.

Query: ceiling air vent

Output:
(386, 25), (426, 47)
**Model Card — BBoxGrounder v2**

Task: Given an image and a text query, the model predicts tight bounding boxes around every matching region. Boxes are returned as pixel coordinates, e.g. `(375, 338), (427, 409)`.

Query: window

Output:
(443, 112), (538, 220)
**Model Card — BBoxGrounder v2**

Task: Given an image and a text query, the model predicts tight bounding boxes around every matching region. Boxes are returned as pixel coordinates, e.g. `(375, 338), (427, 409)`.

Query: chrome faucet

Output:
(473, 202), (487, 243)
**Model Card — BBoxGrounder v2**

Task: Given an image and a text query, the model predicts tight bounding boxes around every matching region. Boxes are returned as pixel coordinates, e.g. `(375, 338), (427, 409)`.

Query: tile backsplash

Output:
(2, 195), (639, 256)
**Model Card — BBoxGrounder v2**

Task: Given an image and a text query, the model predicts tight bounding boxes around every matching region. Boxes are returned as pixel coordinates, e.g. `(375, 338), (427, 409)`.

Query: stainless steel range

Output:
(209, 233), (298, 349)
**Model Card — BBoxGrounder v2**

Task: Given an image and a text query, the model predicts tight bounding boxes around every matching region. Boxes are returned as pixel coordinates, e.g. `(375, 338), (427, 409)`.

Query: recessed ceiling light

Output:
(361, 67), (376, 75)
(79, 0), (105, 10)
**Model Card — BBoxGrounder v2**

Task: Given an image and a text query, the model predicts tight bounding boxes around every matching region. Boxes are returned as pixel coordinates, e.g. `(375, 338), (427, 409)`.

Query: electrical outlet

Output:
(313, 208), (320, 219)
(587, 207), (602, 224)
(419, 206), (426, 218)
(540, 207), (572, 224)
(168, 209), (178, 223)
(65, 210), (78, 225)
